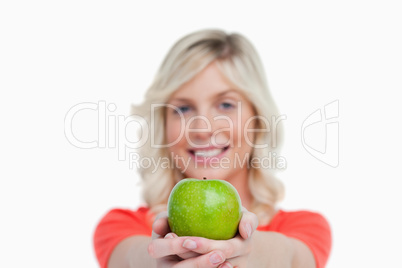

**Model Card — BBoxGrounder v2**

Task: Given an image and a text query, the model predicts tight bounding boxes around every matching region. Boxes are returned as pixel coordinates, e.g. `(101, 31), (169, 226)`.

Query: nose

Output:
(186, 114), (213, 145)
(186, 110), (231, 148)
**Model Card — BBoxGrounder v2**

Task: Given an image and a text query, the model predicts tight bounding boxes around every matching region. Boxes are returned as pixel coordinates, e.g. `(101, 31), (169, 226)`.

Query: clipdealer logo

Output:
(64, 100), (287, 166)
(64, 101), (148, 160)
(301, 100), (339, 167)
(64, 100), (339, 168)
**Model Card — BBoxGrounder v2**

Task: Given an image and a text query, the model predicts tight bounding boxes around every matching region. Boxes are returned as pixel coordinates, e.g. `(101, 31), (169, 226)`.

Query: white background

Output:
(1, 1), (401, 267)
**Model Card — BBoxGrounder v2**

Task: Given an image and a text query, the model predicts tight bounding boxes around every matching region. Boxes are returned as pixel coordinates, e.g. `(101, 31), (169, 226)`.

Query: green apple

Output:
(167, 178), (242, 240)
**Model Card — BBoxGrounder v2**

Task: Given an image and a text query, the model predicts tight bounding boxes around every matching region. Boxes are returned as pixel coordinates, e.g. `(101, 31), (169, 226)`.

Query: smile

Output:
(189, 146), (229, 158)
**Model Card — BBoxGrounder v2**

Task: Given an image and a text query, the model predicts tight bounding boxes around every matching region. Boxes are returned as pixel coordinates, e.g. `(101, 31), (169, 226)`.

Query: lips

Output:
(189, 146), (229, 158)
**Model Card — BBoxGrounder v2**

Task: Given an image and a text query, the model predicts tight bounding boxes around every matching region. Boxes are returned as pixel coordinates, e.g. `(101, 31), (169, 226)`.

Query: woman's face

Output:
(165, 62), (257, 183)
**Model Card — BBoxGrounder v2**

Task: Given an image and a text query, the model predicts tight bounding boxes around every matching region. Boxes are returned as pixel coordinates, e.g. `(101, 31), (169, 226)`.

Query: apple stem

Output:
(203, 177), (206, 180)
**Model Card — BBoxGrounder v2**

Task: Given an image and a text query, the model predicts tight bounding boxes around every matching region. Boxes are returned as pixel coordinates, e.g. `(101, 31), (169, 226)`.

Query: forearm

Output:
(249, 231), (315, 268)
(108, 236), (156, 268)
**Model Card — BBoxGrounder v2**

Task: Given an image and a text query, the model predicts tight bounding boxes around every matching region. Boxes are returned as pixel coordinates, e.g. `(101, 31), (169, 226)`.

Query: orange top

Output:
(93, 207), (331, 268)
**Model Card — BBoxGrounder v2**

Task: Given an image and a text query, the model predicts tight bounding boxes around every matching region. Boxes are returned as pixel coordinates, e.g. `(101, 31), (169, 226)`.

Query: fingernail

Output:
(210, 252), (224, 265)
(182, 239), (197, 250)
(246, 223), (252, 238)
(221, 263), (233, 268)
(164, 233), (174, 239)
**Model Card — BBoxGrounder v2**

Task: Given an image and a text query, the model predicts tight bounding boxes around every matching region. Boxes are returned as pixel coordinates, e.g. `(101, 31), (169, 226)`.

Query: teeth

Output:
(194, 149), (223, 157)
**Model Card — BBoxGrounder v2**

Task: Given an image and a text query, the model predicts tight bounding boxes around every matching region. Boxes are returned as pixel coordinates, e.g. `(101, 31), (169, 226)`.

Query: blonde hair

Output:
(132, 29), (284, 224)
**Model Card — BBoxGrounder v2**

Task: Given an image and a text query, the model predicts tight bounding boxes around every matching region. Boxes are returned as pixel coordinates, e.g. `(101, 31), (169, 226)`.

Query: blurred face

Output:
(165, 62), (257, 183)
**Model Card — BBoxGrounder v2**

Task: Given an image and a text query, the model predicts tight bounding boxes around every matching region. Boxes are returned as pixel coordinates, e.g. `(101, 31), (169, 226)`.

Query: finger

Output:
(164, 233), (201, 260)
(165, 232), (199, 259)
(164, 232), (178, 239)
(150, 235), (248, 260)
(238, 207), (258, 240)
(151, 211), (169, 238)
(181, 236), (247, 259)
(177, 251), (200, 260)
(173, 250), (226, 268)
(157, 255), (181, 268)
(148, 236), (193, 259)
(218, 261), (234, 268)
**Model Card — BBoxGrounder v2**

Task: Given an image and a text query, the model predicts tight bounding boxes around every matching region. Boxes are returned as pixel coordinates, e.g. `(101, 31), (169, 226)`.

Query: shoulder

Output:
(97, 206), (154, 229)
(93, 207), (154, 268)
(94, 206), (154, 244)
(100, 206), (152, 221)
(261, 209), (331, 240)
(269, 209), (330, 230)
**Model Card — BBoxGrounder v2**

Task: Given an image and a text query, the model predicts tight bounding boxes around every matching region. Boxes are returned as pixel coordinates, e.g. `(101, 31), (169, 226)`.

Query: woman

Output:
(94, 29), (331, 267)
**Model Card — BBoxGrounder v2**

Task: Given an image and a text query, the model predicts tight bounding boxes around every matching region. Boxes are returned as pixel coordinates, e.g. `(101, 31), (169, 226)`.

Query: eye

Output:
(219, 102), (235, 110)
(174, 105), (191, 114)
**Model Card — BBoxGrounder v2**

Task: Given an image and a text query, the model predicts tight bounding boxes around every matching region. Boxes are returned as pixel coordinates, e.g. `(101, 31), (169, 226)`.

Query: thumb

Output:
(152, 211), (170, 239)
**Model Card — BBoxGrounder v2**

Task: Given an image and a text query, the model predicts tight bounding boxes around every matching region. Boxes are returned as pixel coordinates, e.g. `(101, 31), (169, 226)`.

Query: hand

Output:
(148, 207), (258, 267)
(149, 211), (226, 267)
(150, 211), (228, 267)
